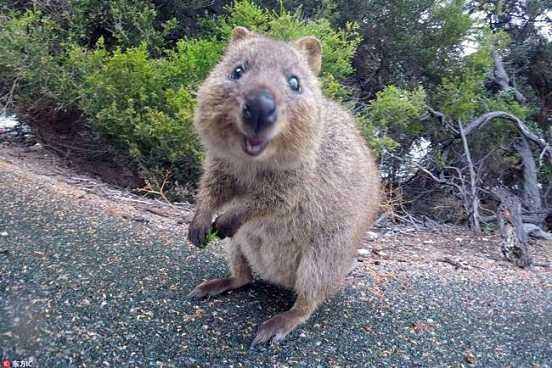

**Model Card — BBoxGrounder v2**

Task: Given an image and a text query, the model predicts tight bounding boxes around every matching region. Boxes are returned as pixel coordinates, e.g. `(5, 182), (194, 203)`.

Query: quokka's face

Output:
(194, 27), (323, 164)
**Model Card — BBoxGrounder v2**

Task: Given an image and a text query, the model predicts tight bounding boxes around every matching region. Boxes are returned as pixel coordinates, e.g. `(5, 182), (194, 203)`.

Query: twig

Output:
(436, 257), (469, 270)
(1, 77), (20, 115)
(136, 170), (174, 206)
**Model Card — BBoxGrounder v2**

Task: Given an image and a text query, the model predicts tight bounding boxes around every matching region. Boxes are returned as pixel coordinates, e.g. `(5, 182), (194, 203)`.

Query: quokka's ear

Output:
(294, 36), (322, 75)
(231, 26), (253, 43)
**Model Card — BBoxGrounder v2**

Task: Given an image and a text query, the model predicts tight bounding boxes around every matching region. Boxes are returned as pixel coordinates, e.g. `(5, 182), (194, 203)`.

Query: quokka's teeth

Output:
(247, 141), (262, 154)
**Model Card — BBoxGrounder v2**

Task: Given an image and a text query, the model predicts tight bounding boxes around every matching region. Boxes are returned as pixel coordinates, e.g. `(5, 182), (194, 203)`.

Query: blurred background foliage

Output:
(0, 0), (550, 220)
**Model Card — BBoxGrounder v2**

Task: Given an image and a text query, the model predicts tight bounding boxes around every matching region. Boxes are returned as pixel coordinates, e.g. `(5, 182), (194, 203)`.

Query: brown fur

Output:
(188, 27), (380, 345)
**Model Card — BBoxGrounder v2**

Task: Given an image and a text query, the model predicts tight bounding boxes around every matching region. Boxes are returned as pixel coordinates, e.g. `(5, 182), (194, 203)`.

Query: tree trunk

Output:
(494, 188), (532, 268)
(515, 136), (542, 211)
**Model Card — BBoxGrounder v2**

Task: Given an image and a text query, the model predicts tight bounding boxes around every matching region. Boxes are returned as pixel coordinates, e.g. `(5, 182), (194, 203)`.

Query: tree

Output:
(320, 0), (472, 99)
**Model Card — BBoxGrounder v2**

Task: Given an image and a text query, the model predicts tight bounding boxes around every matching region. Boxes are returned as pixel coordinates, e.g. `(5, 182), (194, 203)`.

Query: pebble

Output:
(464, 351), (477, 364)
(366, 231), (379, 240)
(358, 248), (370, 257)
(29, 142), (43, 151)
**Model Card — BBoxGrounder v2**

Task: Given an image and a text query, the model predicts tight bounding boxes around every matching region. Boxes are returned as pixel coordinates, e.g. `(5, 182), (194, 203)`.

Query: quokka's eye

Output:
(288, 75), (301, 92)
(231, 65), (245, 80)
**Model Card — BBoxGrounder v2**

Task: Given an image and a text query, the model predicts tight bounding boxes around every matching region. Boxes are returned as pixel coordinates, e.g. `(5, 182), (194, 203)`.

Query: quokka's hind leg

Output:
(251, 294), (321, 346)
(251, 231), (353, 345)
(188, 243), (253, 299)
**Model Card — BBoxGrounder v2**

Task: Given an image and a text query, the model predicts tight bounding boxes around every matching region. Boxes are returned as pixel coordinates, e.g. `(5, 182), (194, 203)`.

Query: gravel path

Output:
(0, 164), (551, 367)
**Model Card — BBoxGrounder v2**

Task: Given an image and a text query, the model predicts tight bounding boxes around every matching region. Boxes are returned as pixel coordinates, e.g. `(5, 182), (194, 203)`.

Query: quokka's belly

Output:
(235, 218), (303, 289)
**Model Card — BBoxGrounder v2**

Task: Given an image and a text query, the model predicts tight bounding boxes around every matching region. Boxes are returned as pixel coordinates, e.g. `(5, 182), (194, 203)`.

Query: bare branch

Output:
(427, 106), (458, 133)
(427, 106), (445, 123)
(459, 120), (481, 233)
(385, 151), (447, 186)
(463, 111), (552, 164)
(1, 77), (20, 115)
(492, 49), (526, 104)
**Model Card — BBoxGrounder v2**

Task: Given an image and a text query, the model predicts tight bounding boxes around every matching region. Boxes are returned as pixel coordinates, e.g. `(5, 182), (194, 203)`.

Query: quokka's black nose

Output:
(242, 89), (277, 134)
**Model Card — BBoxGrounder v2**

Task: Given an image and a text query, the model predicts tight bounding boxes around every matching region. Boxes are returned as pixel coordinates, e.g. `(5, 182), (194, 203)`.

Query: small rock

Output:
(0, 231), (7, 237)
(131, 216), (149, 223)
(464, 351), (476, 364)
(411, 321), (434, 333)
(357, 248), (370, 257)
(0, 116), (18, 129)
(29, 142), (43, 151)
(366, 231), (379, 241)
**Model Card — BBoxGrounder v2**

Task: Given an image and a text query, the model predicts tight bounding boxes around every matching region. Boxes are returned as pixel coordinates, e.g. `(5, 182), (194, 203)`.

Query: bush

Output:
(76, 39), (223, 189)
(362, 85), (427, 154)
(0, 10), (79, 111)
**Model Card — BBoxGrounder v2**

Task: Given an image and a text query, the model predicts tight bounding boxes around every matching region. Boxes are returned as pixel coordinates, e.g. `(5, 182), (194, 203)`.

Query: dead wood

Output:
(493, 187), (532, 268)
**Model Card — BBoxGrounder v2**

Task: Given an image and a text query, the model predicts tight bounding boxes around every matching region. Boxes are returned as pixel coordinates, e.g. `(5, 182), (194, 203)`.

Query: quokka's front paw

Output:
(187, 213), (213, 248)
(213, 212), (243, 239)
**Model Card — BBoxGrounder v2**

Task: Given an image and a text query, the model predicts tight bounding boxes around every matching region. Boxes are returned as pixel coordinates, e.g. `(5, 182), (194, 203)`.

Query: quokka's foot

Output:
(187, 277), (249, 299)
(251, 309), (307, 346)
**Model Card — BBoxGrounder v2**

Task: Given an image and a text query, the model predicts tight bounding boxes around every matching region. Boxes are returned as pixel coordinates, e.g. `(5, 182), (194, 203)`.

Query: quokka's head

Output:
(194, 27), (323, 165)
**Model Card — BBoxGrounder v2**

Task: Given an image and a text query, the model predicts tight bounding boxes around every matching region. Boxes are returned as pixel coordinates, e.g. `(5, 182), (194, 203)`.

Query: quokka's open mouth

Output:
(243, 136), (270, 156)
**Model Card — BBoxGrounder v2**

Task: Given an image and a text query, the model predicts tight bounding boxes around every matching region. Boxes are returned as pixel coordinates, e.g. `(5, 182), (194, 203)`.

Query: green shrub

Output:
(0, 10), (79, 111)
(359, 85), (428, 154)
(76, 39), (223, 190)
(68, 0), (175, 55)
